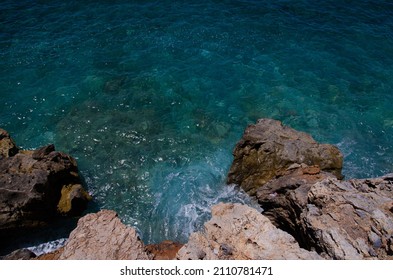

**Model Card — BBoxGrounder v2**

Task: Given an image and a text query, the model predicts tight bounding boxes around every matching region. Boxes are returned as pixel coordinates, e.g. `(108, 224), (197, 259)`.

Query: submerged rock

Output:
(103, 76), (128, 95)
(227, 118), (343, 194)
(55, 210), (150, 260)
(0, 129), (91, 237)
(176, 203), (322, 260)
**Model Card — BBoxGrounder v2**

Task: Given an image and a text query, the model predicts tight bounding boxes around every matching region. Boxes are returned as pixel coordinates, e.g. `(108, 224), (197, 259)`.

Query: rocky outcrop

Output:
(227, 119), (393, 259)
(36, 174), (393, 260)
(3, 118), (392, 260)
(255, 164), (335, 246)
(227, 119), (343, 194)
(0, 129), (91, 236)
(36, 212), (183, 260)
(56, 210), (150, 260)
(257, 174), (393, 259)
(0, 129), (19, 158)
(37, 204), (318, 260)
(57, 184), (92, 215)
(176, 203), (322, 260)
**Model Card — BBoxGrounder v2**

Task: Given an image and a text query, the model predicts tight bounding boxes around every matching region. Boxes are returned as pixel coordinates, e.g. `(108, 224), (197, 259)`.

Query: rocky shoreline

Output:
(0, 128), (91, 255)
(1, 119), (392, 260)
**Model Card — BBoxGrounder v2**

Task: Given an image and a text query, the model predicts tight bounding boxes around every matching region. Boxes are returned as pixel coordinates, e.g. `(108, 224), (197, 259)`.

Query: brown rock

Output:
(302, 165), (321, 175)
(0, 129), (90, 237)
(146, 240), (183, 260)
(57, 184), (92, 215)
(57, 210), (150, 260)
(0, 128), (19, 158)
(227, 119), (343, 194)
(35, 247), (64, 260)
(32, 144), (55, 160)
(176, 203), (322, 260)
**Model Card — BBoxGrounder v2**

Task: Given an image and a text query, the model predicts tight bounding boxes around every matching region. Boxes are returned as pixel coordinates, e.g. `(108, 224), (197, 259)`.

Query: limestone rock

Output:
(227, 119), (343, 194)
(57, 210), (150, 260)
(176, 203), (321, 260)
(257, 174), (393, 259)
(0, 129), (90, 236)
(256, 165), (335, 245)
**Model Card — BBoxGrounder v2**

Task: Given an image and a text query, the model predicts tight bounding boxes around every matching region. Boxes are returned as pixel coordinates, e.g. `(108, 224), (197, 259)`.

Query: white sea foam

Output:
(27, 238), (67, 256)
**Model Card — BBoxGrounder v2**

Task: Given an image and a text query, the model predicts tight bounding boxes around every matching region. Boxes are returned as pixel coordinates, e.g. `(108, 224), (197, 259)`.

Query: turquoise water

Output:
(1, 0), (393, 244)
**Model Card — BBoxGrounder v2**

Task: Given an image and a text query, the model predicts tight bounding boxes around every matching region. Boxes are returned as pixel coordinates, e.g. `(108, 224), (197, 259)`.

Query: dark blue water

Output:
(1, 0), (393, 244)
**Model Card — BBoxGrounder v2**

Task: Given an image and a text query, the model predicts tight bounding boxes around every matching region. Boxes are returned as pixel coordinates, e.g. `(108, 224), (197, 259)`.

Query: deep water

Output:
(1, 0), (393, 246)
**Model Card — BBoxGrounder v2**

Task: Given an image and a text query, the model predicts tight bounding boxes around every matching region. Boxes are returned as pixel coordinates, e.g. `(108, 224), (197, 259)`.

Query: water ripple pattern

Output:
(1, 0), (392, 243)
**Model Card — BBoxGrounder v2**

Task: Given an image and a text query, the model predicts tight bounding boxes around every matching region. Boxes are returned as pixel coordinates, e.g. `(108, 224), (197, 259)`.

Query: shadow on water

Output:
(0, 218), (78, 256)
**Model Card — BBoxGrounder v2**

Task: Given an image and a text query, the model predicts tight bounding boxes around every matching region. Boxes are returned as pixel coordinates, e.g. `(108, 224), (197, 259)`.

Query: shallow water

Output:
(1, 0), (393, 245)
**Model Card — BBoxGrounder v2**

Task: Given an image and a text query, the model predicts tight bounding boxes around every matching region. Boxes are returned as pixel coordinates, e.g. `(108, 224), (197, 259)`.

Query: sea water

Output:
(1, 0), (392, 248)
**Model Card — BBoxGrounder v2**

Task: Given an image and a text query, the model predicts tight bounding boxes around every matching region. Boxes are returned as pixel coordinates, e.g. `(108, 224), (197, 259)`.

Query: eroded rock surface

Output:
(0, 129), (91, 236)
(299, 176), (392, 259)
(177, 203), (321, 260)
(57, 210), (150, 260)
(227, 119), (343, 194)
(256, 165), (334, 246)
(252, 152), (393, 259)
(227, 119), (393, 259)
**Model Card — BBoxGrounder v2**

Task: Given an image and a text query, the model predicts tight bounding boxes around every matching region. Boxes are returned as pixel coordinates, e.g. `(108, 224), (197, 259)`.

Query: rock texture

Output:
(176, 203), (321, 260)
(0, 129), (19, 158)
(35, 248), (64, 260)
(258, 175), (393, 259)
(56, 210), (150, 260)
(146, 240), (184, 260)
(256, 165), (335, 246)
(227, 119), (393, 259)
(227, 119), (343, 194)
(0, 129), (91, 235)
(57, 184), (92, 215)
